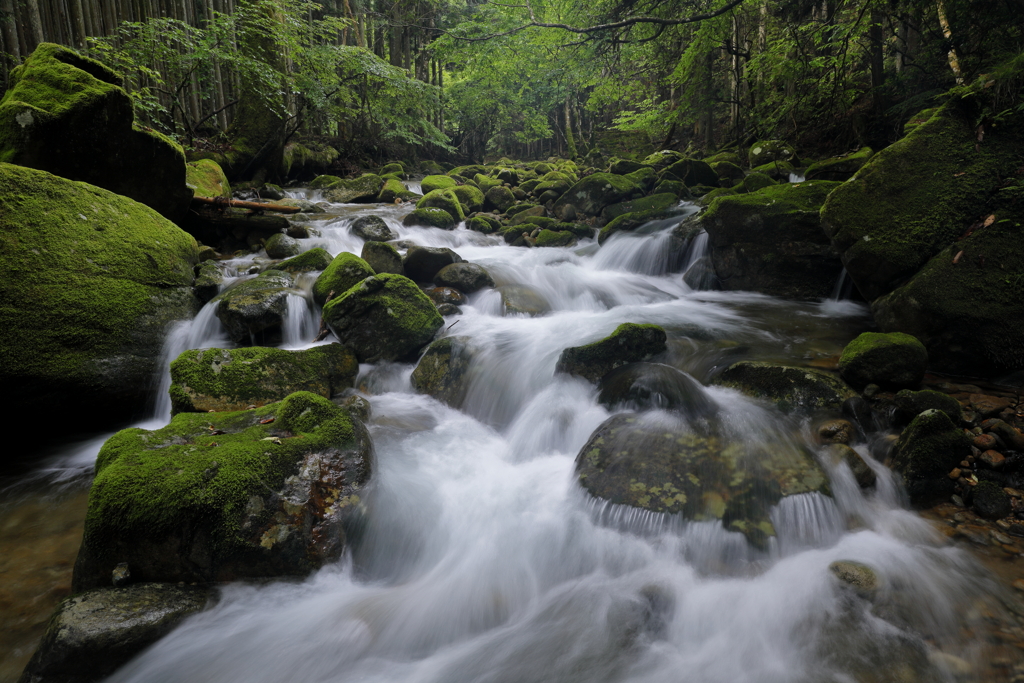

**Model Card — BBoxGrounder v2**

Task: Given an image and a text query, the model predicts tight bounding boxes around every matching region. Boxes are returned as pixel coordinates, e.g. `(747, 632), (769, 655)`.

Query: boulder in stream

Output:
(402, 207), (456, 230)
(712, 362), (857, 414)
(556, 323), (667, 384)
(498, 284), (551, 316)
(890, 408), (971, 505)
(410, 336), (477, 408)
(597, 363), (717, 418)
(185, 159), (231, 199)
(416, 189), (465, 223)
(312, 252), (375, 306)
(361, 241), (404, 276)
(351, 215), (397, 242)
(276, 247), (333, 274)
(553, 173), (643, 217)
(213, 270), (297, 344)
(403, 246), (463, 283)
(264, 233), (301, 259)
(324, 174), (384, 203)
(837, 332), (928, 390)
(433, 262), (495, 293)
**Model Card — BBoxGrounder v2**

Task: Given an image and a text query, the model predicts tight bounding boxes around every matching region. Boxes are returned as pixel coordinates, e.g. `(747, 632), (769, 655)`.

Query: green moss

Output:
(467, 215), (499, 234)
(556, 323), (667, 383)
(450, 164), (489, 178)
(186, 159), (231, 199)
(402, 207), (456, 230)
(838, 332), (927, 389)
(276, 247), (333, 274)
(312, 252), (374, 306)
(603, 193), (678, 220)
(702, 151), (744, 167)
(378, 162), (404, 176)
(742, 172), (777, 193)
(712, 361), (856, 414)
(534, 230), (576, 247)
(661, 159), (719, 187)
(416, 189), (465, 222)
(890, 408), (971, 505)
(324, 174), (384, 203)
(598, 204), (687, 244)
(554, 172), (642, 217)
(421, 174), (457, 194)
(377, 178), (410, 203)
(805, 147), (873, 181)
(452, 184), (485, 213)
(308, 174), (342, 190)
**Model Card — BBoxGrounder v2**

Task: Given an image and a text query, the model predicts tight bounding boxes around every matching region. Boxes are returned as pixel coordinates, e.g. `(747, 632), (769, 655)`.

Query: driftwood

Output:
(191, 195), (302, 214)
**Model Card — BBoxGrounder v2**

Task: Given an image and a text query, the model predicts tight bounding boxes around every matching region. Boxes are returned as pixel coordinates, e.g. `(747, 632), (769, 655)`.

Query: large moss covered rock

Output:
(212, 270), (296, 344)
(0, 163), (199, 442)
(420, 174), (457, 194)
(890, 409), (971, 506)
(312, 252), (375, 306)
(553, 173), (643, 217)
(324, 174), (384, 203)
(0, 44), (191, 221)
(185, 159), (231, 199)
(805, 147), (873, 181)
(556, 323), (667, 384)
(402, 207), (456, 230)
(410, 336), (476, 408)
(452, 184), (485, 213)
(748, 140), (798, 168)
(575, 412), (830, 548)
(169, 344), (358, 414)
(712, 362), (857, 414)
(838, 332), (928, 390)
(661, 158), (719, 187)
(323, 274), (443, 362)
(417, 188), (466, 223)
(698, 181), (843, 299)
(73, 391), (372, 590)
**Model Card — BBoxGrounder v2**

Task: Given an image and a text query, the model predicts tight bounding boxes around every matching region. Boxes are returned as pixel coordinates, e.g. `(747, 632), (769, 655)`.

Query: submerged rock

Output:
(556, 323), (667, 384)
(410, 336), (476, 408)
(73, 391), (373, 590)
(213, 270), (296, 344)
(597, 363), (717, 419)
(712, 362), (857, 414)
(498, 284), (551, 316)
(838, 332), (928, 390)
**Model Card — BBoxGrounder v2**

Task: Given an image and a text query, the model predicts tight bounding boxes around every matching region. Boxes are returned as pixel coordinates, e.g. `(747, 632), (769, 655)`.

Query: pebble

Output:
(974, 433), (999, 450)
(949, 468), (962, 480)
(981, 450), (1007, 468)
(993, 530), (1015, 545)
(971, 393), (1012, 417)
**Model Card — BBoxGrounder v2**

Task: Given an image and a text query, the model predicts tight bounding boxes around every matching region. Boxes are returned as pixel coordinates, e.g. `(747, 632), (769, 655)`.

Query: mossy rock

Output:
(703, 151), (744, 167)
(712, 361), (857, 414)
(624, 166), (659, 193)
(653, 179), (687, 197)
(419, 160), (445, 175)
(820, 99), (1024, 301)
(169, 344), (358, 414)
(575, 412), (830, 549)
(324, 174), (384, 203)
(903, 107), (939, 136)
(890, 409), (971, 506)
(186, 159), (231, 199)
(0, 163), (200, 441)
(750, 160), (795, 181)
(264, 233), (301, 259)
(451, 164), (489, 178)
(416, 188), (465, 223)
(553, 173), (643, 217)
(660, 159), (719, 188)
(603, 192), (678, 221)
(805, 147), (873, 181)
(533, 230), (575, 247)
(467, 215), (500, 234)
(421, 174), (457, 194)
(474, 174), (502, 193)
(748, 140), (798, 168)
(0, 43), (191, 221)
(452, 184), (485, 213)
(697, 181), (842, 299)
(509, 206), (547, 226)
(505, 202), (538, 217)
(893, 389), (962, 425)
(276, 247), (333, 274)
(433, 262), (495, 293)
(377, 178), (409, 203)
(281, 141), (339, 180)
(741, 172), (777, 193)
(641, 150), (686, 169)
(493, 167), (519, 185)
(556, 323), (667, 384)
(378, 162), (405, 177)
(534, 171), (573, 196)
(973, 480), (1012, 519)
(710, 160), (745, 183)
(608, 158), (651, 175)
(484, 185), (516, 213)
(73, 391), (372, 589)
(308, 174), (342, 190)
(350, 215), (397, 242)
(697, 187), (738, 205)
(360, 241), (403, 276)
(312, 252), (375, 306)
(323, 273), (443, 362)
(402, 207), (455, 230)
(838, 332), (927, 390)
(212, 270), (296, 344)
(194, 260), (223, 303)
(410, 336), (476, 408)
(598, 204), (687, 245)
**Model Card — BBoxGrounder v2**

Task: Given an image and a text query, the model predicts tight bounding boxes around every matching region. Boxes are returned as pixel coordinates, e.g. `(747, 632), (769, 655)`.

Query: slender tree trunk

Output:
(936, 0), (962, 84)
(1, 0), (21, 65)
(26, 0), (44, 49)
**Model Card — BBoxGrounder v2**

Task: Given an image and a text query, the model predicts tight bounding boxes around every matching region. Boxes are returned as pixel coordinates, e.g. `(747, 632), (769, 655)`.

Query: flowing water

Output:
(3, 192), (1014, 683)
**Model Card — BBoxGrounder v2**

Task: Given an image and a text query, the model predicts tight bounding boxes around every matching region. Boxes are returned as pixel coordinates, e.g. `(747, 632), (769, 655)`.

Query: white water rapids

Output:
(27, 193), (1000, 682)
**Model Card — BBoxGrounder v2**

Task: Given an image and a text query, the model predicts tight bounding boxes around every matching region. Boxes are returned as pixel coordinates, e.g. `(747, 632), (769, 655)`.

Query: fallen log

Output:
(191, 195), (302, 214)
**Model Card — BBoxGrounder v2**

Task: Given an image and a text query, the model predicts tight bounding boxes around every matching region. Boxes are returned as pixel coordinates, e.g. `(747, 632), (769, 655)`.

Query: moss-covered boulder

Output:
(324, 174), (384, 203)
(603, 193), (679, 221)
(710, 160), (745, 184)
(661, 159), (719, 187)
(553, 173), (643, 217)
(169, 344), (358, 414)
(748, 140), (798, 168)
(275, 247), (333, 274)
(0, 163), (200, 441)
(194, 260), (223, 303)
(805, 147), (873, 181)
(484, 185), (516, 213)
(186, 159), (231, 199)
(697, 181), (842, 299)
(534, 171), (574, 197)
(417, 188), (465, 223)
(377, 178), (412, 203)
(433, 262), (495, 293)
(534, 230), (577, 247)
(308, 174), (342, 190)
(73, 391), (372, 589)
(838, 332), (928, 390)
(642, 150), (686, 169)
(402, 207), (456, 230)
(712, 362), (857, 414)
(598, 204), (690, 245)
(213, 270), (297, 344)
(0, 43), (192, 221)
(404, 246), (463, 283)
(264, 232), (301, 259)
(323, 274), (443, 362)
(820, 100), (1024, 301)
(410, 336), (476, 408)
(575, 412), (829, 548)
(312, 252), (375, 306)
(556, 323), (667, 384)
(467, 215), (500, 234)
(890, 409), (971, 506)
(281, 141), (339, 181)
(360, 241), (403, 276)
(452, 184), (485, 213)
(751, 160), (796, 181)
(421, 174), (457, 194)
(741, 172), (776, 193)
(893, 389), (962, 425)
(474, 173), (502, 193)
(378, 161), (404, 177)
(350, 215), (397, 242)
(608, 158), (649, 175)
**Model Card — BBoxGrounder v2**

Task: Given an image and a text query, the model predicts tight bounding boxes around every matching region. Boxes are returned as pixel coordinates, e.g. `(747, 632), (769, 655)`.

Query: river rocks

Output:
(698, 181), (843, 299)
(805, 147), (873, 181)
(324, 174), (384, 203)
(741, 172), (775, 193)
(0, 164), (200, 443)
(972, 481), (1012, 520)
(427, 287), (467, 306)
(660, 158), (718, 188)
(74, 391), (372, 590)
(312, 252), (375, 306)
(186, 159), (231, 199)
(18, 583), (211, 683)
(276, 247), (333, 274)
(421, 174), (457, 194)
(748, 140), (798, 167)
(0, 43), (191, 221)
(484, 186), (516, 213)
(452, 185), (485, 213)
(323, 274), (443, 362)
(575, 412), (829, 548)
(417, 189), (465, 223)
(377, 178), (413, 203)
(213, 270), (296, 344)
(534, 230), (576, 247)
(194, 261), (223, 303)
(410, 336), (476, 408)
(498, 285), (551, 316)
(893, 389), (962, 425)
(597, 363), (717, 418)
(402, 207), (456, 230)
(264, 233), (301, 259)
(553, 173), (643, 217)
(890, 409), (972, 505)
(602, 193), (679, 221)
(556, 323), (667, 384)
(433, 262), (495, 293)
(169, 344), (358, 414)
(467, 215), (500, 234)
(351, 215), (397, 242)
(361, 241), (403, 276)
(838, 332), (928, 390)
(534, 171), (573, 197)
(403, 246), (463, 283)
(598, 204), (688, 245)
(712, 362), (857, 414)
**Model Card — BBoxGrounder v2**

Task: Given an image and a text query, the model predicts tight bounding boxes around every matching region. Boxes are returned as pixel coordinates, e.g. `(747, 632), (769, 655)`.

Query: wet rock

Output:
(987, 419), (1024, 450)
(194, 260), (223, 303)
(377, 178), (414, 203)
(360, 241), (403, 276)
(597, 363), (717, 419)
(324, 174), (384, 203)
(323, 274), (444, 362)
(426, 287), (467, 306)
(893, 389), (962, 425)
(748, 140), (798, 167)
(556, 323), (668, 384)
(838, 332), (928, 390)
(828, 560), (879, 598)
(822, 443), (876, 487)
(312, 252), (375, 306)
(402, 207), (456, 230)
(842, 396), (875, 433)
(970, 394), (1012, 419)
(575, 412), (829, 548)
(404, 246), (463, 283)
(433, 262), (496, 293)
(973, 480), (1012, 519)
(417, 189), (465, 223)
(169, 344), (358, 414)
(213, 270), (296, 344)
(890, 409), (972, 506)
(817, 419), (854, 444)
(73, 392), (372, 589)
(410, 336), (476, 408)
(351, 215), (397, 242)
(276, 247), (333, 274)
(437, 303), (463, 317)
(711, 362), (857, 414)
(18, 583), (211, 683)
(498, 285), (551, 316)
(979, 450), (1006, 468)
(264, 233), (301, 259)
(553, 173), (643, 217)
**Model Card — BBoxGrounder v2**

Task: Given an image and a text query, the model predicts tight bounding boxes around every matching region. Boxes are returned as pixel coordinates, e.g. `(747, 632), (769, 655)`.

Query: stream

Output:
(2, 190), (1014, 683)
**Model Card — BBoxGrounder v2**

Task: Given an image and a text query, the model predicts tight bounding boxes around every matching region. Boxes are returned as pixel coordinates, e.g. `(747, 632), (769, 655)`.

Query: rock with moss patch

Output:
(467, 215), (500, 234)
(534, 230), (577, 247)
(351, 215), (397, 242)
(710, 160), (745, 184)
(805, 147), (873, 181)
(553, 173), (642, 217)
(642, 150), (686, 169)
(309, 175), (342, 190)
(421, 174), (457, 194)
(712, 362), (857, 414)
(660, 159), (719, 188)
(828, 561), (878, 598)
(751, 160), (795, 181)
(748, 140), (798, 168)
(890, 409), (971, 505)
(324, 174), (384, 203)
(484, 185), (516, 213)
(213, 270), (297, 344)
(575, 411), (829, 549)
(360, 241), (403, 276)
(312, 252), (375, 306)
(534, 171), (574, 197)
(973, 480), (1012, 519)
(194, 261), (223, 304)
(323, 274), (443, 362)
(72, 391), (372, 589)
(169, 344), (358, 414)
(893, 389), (962, 426)
(556, 323), (667, 383)
(276, 247), (333, 274)
(417, 189), (465, 223)
(402, 207), (455, 230)
(838, 332), (927, 390)
(186, 159), (231, 199)
(264, 233), (301, 259)
(403, 246), (463, 283)
(433, 262), (495, 293)
(598, 204), (689, 245)
(603, 193), (679, 221)
(410, 336), (476, 408)
(378, 162), (404, 177)
(741, 172), (776, 193)
(377, 178), (413, 203)
(0, 43), (191, 221)
(452, 185), (485, 213)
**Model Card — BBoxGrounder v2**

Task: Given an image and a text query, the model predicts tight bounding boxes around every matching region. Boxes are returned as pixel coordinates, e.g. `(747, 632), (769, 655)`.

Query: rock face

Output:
(312, 252), (375, 306)
(889, 409), (971, 505)
(18, 583), (211, 683)
(575, 412), (829, 548)
(838, 332), (928, 390)
(0, 44), (192, 221)
(213, 270), (296, 344)
(712, 362), (857, 414)
(169, 344), (358, 414)
(0, 163), (200, 443)
(73, 391), (372, 590)
(556, 323), (667, 384)
(323, 274), (444, 362)
(410, 336), (476, 408)
(698, 181), (843, 299)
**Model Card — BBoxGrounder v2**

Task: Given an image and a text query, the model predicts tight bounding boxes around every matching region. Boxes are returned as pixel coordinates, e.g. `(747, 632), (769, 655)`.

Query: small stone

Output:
(111, 562), (131, 587)
(948, 468), (962, 479)
(980, 450), (1006, 468)
(828, 560), (878, 598)
(960, 460), (971, 468)
(974, 433), (999, 450)
(952, 494), (965, 507)
(971, 393), (1012, 418)
(817, 419), (854, 445)
(1005, 488), (1023, 498)
(863, 383), (880, 398)
(992, 530), (1014, 545)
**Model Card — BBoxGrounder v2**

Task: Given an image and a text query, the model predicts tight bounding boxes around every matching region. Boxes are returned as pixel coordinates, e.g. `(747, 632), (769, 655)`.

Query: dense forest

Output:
(2, 0), (1022, 171)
